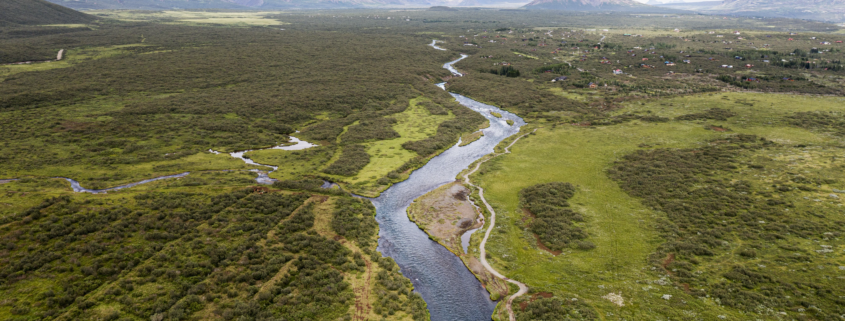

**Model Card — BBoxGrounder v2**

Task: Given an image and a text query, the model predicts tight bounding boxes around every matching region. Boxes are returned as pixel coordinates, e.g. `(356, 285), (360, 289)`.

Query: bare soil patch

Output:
(408, 181), (482, 253)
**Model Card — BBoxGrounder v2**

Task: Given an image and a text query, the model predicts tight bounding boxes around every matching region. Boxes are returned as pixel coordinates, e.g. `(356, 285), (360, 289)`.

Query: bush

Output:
(323, 145), (370, 176)
(519, 182), (589, 251)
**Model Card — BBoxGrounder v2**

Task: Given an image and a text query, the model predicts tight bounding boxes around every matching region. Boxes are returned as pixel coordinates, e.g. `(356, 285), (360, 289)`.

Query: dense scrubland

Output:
(0, 174), (428, 320)
(3, 7), (845, 321)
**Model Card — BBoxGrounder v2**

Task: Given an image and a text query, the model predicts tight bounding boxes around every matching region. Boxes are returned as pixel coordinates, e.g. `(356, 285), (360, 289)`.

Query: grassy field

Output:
(89, 10), (288, 26)
(471, 92), (845, 319)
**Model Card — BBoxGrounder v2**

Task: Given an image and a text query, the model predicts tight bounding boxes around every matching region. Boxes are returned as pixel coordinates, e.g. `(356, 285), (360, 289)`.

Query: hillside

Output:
(0, 0), (94, 27)
(522, 0), (659, 11)
(708, 0), (845, 21)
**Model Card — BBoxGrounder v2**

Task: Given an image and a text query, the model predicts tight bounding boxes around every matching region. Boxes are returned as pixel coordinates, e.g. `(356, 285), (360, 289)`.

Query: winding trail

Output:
(462, 129), (536, 321)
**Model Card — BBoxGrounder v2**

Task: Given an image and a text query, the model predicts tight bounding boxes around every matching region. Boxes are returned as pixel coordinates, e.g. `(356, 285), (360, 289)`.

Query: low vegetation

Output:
(520, 182), (592, 252)
(3, 6), (845, 321)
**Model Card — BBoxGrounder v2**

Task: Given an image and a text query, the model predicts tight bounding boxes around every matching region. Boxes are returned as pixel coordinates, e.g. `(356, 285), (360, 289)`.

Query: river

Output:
(27, 42), (527, 321)
(373, 52), (526, 321)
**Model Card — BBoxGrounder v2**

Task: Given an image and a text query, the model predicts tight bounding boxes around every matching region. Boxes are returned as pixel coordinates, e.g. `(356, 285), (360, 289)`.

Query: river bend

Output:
(373, 52), (526, 321)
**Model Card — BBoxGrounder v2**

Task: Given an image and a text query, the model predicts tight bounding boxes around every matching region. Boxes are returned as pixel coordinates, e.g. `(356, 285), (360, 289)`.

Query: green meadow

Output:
(249, 97), (455, 196)
(471, 92), (845, 319)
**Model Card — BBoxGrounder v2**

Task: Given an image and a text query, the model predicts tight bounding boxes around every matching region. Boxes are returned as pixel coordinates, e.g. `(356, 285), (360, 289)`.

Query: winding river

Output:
(373, 50), (525, 321)
(14, 40), (527, 321)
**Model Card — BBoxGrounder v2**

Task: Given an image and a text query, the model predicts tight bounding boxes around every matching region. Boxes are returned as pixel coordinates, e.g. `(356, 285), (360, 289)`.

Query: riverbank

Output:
(406, 181), (511, 301)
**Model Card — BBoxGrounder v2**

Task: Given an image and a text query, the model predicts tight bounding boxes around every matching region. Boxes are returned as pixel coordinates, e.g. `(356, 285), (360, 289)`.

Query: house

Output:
(665, 61), (676, 66)
(745, 64), (754, 68)
(613, 69), (623, 75)
(763, 60), (770, 63)
(717, 35), (724, 38)
(642, 58), (649, 61)
(837, 41), (844, 43)
(551, 76), (568, 82)
(821, 42), (832, 45)
(788, 38), (794, 41)
(746, 77), (758, 82)
(588, 82), (598, 89)
(734, 31), (741, 35)
(683, 60), (691, 64)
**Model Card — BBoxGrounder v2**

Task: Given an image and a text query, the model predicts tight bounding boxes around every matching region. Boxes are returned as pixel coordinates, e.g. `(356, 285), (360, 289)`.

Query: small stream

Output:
(61, 173), (190, 194)
(209, 136), (318, 184)
(53, 136), (318, 194)
(373, 49), (526, 321)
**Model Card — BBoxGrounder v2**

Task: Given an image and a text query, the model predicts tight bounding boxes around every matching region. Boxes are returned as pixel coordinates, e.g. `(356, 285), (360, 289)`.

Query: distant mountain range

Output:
(37, 0), (845, 22)
(1, 0), (94, 27)
(521, 0), (671, 11)
(657, 0), (845, 22)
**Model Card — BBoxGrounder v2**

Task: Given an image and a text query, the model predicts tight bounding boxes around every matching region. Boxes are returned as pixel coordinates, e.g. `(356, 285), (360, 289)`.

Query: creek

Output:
(372, 51), (526, 321)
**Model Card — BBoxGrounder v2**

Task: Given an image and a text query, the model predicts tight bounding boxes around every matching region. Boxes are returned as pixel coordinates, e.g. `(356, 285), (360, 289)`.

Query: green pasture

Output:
(473, 91), (844, 319)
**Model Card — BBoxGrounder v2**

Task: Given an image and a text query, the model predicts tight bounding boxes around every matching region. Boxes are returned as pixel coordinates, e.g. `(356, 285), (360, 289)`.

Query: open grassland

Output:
(472, 92), (845, 320)
(89, 10), (288, 26)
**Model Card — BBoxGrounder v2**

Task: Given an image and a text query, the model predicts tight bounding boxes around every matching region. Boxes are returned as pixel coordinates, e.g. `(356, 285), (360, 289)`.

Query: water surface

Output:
(374, 57), (526, 319)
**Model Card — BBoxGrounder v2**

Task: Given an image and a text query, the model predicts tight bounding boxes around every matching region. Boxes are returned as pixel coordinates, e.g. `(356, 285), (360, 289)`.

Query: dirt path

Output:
(462, 128), (536, 321)
(57, 49), (64, 61)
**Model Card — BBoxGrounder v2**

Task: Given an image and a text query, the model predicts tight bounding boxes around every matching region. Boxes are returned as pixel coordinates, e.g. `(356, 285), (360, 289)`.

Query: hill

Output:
(522, 0), (660, 11)
(708, 0), (845, 22)
(0, 0), (94, 27)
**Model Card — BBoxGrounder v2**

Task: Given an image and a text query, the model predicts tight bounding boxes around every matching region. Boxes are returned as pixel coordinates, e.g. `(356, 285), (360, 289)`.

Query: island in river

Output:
(407, 181), (510, 302)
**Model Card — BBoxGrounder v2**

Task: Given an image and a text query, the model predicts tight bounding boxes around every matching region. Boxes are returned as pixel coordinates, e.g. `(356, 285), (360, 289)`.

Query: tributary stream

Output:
(373, 50), (525, 321)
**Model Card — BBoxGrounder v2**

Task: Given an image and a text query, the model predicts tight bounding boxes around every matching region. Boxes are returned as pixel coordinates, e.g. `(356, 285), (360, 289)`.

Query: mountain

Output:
(706, 0), (845, 21)
(522, 0), (655, 10)
(0, 0), (95, 27)
(653, 0), (721, 10)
